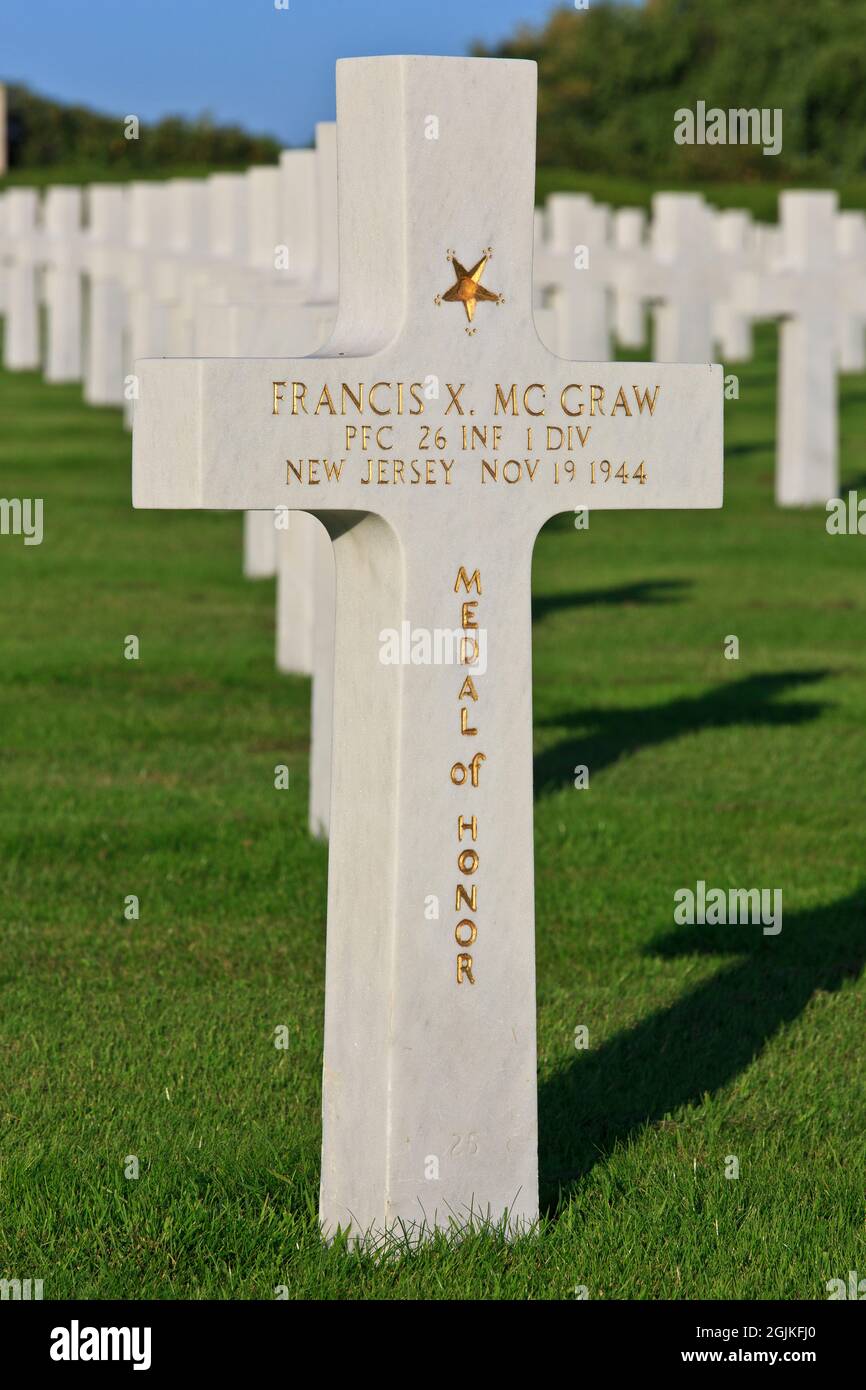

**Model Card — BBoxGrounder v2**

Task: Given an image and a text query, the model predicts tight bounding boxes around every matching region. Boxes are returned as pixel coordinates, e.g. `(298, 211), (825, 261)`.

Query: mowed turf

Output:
(0, 323), (864, 1300)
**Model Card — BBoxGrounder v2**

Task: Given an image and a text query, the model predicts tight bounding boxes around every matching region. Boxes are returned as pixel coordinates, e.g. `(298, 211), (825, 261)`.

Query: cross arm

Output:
(133, 351), (723, 524)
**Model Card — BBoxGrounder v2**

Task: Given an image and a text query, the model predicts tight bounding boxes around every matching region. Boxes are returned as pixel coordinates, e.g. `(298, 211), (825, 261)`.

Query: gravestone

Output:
(123, 182), (173, 428)
(534, 193), (611, 358)
(835, 211), (866, 373)
(3, 189), (40, 371)
(0, 84), (7, 177)
(84, 185), (128, 407)
(0, 192), (7, 316)
(164, 178), (211, 354)
(134, 55), (723, 1242)
(647, 193), (715, 362)
(611, 207), (646, 349)
(207, 173), (249, 268)
(734, 191), (838, 507)
(711, 209), (756, 363)
(42, 186), (84, 383)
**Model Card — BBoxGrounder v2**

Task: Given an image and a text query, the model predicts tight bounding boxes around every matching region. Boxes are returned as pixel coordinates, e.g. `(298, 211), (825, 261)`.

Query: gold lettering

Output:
(633, 384), (660, 414)
(457, 676), (478, 701)
(456, 953), (475, 984)
(369, 381), (391, 415)
(460, 706), (478, 736)
(560, 383), (584, 417)
(455, 920), (477, 948)
(610, 386), (632, 416)
(454, 567), (482, 595)
(457, 815), (477, 841)
(341, 382), (364, 414)
(458, 849), (479, 874)
(494, 383), (518, 415)
(272, 381), (286, 415)
(456, 884), (477, 913)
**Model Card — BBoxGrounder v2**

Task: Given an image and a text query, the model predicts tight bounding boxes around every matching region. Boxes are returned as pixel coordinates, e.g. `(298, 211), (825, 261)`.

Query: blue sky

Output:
(0, 0), (633, 147)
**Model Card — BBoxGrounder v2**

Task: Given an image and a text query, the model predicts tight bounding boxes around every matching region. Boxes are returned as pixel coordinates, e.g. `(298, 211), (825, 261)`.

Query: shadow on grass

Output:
(534, 668), (831, 798)
(532, 578), (690, 624)
(538, 884), (866, 1209)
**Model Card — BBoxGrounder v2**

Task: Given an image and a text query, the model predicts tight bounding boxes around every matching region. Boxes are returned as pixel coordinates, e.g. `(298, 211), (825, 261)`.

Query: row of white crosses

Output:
(2, 141), (865, 861)
(0, 133), (341, 839)
(534, 187), (866, 507)
(1, 114), (864, 866)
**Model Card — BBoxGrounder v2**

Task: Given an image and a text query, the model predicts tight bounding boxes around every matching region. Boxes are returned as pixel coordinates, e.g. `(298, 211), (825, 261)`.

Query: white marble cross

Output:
(734, 191), (839, 507)
(611, 206), (647, 349)
(134, 55), (723, 1243)
(835, 211), (866, 373)
(534, 193), (612, 359)
(123, 181), (174, 427)
(2, 188), (40, 371)
(0, 192), (7, 316)
(42, 186), (84, 383)
(711, 208), (757, 363)
(646, 193), (716, 362)
(84, 185), (128, 406)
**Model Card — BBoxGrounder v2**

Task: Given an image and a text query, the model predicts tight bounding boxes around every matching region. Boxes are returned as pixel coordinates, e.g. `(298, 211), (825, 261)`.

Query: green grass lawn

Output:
(0, 324), (864, 1299)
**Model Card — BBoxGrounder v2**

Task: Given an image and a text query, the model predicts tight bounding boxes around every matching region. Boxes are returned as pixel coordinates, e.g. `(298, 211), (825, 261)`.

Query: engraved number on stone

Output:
(450, 1133), (479, 1157)
(418, 425), (447, 450)
(589, 459), (648, 485)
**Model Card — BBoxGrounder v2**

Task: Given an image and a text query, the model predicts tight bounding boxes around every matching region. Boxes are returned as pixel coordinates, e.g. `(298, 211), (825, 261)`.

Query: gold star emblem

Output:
(435, 248), (504, 330)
